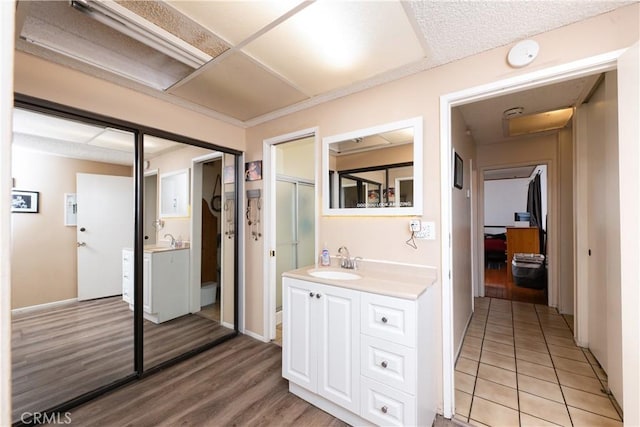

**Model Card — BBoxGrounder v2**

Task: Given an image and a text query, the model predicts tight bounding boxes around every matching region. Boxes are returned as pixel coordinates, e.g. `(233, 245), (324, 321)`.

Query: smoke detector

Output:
(507, 40), (539, 68)
(503, 107), (524, 119)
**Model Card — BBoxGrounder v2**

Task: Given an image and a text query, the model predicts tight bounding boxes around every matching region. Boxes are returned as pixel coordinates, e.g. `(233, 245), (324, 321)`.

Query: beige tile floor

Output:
(455, 297), (623, 427)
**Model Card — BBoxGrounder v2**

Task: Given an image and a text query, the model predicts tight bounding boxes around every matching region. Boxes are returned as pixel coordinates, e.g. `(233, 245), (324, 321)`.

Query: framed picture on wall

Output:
(12, 190), (39, 213)
(245, 161), (262, 181)
(453, 152), (463, 189)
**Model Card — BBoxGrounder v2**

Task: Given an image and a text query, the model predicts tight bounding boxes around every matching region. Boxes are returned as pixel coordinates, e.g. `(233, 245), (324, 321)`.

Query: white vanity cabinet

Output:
(282, 277), (360, 414)
(122, 248), (189, 324)
(282, 274), (437, 427)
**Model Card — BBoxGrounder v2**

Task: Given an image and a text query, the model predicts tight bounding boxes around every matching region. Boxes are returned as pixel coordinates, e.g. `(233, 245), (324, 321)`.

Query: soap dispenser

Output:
(320, 243), (331, 267)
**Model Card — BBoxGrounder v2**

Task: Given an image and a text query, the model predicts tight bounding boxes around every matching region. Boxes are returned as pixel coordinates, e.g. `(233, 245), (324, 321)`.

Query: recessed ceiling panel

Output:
(166, 0), (305, 45)
(508, 108), (574, 137)
(168, 52), (308, 121)
(88, 128), (135, 152)
(243, 1), (425, 96)
(18, 1), (197, 90)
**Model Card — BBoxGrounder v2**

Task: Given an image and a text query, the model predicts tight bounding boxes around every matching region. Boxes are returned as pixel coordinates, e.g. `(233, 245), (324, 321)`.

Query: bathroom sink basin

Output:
(308, 270), (361, 280)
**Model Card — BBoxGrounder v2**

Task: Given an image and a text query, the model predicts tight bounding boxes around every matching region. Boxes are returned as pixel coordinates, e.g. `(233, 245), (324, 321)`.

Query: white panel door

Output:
(282, 278), (317, 391)
(316, 284), (360, 412)
(77, 173), (133, 301)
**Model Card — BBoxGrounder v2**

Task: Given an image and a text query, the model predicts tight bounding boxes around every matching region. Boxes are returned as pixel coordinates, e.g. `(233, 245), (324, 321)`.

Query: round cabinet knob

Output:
(381, 316), (388, 324)
(79, 227), (86, 232)
(316, 293), (321, 299)
(381, 406), (388, 414)
(309, 292), (315, 298)
(381, 361), (388, 368)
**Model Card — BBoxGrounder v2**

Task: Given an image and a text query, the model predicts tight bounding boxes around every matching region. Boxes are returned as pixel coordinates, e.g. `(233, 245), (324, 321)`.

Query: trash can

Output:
(512, 253), (546, 289)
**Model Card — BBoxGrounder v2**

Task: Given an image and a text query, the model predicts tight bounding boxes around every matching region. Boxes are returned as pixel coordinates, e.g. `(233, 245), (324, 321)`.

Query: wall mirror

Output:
(323, 117), (423, 216)
(160, 168), (190, 217)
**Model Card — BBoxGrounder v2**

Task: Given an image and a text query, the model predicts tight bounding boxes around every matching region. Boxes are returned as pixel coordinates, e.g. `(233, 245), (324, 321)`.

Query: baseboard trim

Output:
(455, 310), (474, 361)
(11, 298), (78, 315)
(243, 328), (269, 343)
(221, 321), (235, 330)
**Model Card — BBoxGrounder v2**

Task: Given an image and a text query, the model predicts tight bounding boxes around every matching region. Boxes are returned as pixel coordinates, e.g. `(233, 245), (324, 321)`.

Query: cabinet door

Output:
(282, 278), (317, 392)
(316, 283), (360, 413)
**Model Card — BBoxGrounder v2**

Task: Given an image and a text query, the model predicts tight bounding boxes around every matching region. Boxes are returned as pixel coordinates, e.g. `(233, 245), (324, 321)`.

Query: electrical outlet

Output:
(409, 219), (421, 232)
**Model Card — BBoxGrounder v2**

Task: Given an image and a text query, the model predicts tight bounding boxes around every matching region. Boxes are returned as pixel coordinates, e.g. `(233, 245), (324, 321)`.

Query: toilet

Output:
(201, 281), (218, 306)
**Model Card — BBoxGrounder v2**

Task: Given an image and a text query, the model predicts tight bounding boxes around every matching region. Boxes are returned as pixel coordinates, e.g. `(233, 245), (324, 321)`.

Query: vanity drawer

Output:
(360, 377), (416, 427)
(361, 335), (416, 393)
(361, 293), (416, 347)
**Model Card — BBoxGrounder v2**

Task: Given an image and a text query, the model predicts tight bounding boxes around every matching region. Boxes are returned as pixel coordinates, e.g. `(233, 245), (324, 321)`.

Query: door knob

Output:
(77, 242), (86, 247)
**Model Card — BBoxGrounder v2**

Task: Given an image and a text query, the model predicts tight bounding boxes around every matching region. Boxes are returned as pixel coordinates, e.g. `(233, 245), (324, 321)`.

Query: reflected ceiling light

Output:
(70, 0), (212, 69)
(508, 107), (574, 137)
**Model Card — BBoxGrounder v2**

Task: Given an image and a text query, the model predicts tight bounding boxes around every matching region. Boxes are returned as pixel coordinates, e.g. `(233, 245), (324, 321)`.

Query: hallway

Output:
(454, 297), (622, 426)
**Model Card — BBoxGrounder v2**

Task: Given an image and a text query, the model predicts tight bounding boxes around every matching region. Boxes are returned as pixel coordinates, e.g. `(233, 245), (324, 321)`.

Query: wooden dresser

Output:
(506, 227), (540, 282)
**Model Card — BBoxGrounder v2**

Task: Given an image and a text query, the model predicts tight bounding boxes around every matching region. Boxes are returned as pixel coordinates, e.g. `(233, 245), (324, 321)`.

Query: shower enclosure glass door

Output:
(275, 179), (315, 312)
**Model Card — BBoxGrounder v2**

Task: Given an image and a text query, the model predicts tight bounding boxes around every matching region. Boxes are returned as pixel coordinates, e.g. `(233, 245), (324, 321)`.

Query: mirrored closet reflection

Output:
(10, 101), (239, 424)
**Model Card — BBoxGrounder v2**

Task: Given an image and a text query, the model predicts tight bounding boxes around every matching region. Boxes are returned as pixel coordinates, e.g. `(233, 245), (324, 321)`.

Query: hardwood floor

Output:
(66, 335), (348, 427)
(12, 297), (233, 423)
(484, 264), (547, 304)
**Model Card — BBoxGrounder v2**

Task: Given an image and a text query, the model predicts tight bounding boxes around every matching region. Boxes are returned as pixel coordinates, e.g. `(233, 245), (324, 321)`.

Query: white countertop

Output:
(283, 259), (438, 300)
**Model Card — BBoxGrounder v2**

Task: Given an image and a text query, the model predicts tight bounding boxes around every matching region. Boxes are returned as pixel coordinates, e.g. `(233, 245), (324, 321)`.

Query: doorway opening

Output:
(263, 128), (318, 344)
(482, 164), (548, 304)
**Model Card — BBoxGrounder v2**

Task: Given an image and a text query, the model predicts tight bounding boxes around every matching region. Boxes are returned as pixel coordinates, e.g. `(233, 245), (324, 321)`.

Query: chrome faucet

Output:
(164, 233), (176, 248)
(338, 246), (361, 270)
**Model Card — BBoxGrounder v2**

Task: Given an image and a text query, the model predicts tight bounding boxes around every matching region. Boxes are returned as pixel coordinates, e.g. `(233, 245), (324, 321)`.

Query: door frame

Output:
(439, 49), (625, 418)
(263, 127), (319, 341)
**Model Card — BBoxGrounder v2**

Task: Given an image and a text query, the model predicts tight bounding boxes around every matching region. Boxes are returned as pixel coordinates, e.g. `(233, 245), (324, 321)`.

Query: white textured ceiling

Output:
(14, 0), (632, 128)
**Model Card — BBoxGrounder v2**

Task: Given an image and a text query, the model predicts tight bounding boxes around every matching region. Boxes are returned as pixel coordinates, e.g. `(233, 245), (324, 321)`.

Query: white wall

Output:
(451, 108), (475, 355)
(484, 165), (547, 232)
(484, 177), (529, 228)
(617, 41), (639, 427)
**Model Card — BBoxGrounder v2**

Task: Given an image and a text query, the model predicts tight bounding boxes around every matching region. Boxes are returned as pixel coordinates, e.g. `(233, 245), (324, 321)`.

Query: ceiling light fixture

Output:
(70, 0), (212, 69)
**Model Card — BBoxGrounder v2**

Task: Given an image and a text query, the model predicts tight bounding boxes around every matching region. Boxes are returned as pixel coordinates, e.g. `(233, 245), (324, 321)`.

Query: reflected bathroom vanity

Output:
(282, 262), (437, 427)
(122, 245), (190, 324)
